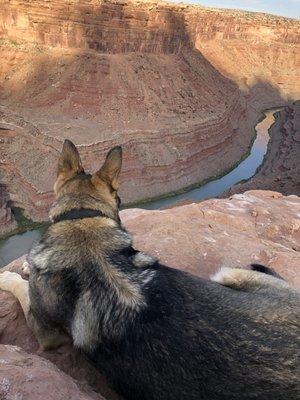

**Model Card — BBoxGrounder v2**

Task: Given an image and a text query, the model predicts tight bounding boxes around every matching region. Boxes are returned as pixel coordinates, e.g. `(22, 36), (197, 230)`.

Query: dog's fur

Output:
(0, 140), (299, 400)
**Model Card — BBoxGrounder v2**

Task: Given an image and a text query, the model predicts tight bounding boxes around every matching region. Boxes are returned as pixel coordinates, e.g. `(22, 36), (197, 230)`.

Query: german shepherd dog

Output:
(0, 140), (299, 400)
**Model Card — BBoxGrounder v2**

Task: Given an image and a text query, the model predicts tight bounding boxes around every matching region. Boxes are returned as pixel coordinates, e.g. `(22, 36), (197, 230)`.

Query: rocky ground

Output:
(0, 1), (299, 398)
(226, 101), (300, 197)
(0, 190), (299, 399)
(0, 0), (299, 234)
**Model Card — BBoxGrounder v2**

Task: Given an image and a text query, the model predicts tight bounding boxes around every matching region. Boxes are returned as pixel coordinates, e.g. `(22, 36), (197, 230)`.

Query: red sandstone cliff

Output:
(0, 0), (299, 228)
(226, 101), (300, 196)
(0, 183), (17, 235)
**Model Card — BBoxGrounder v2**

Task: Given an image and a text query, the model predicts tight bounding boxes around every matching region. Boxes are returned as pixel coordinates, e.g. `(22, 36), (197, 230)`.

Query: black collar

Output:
(52, 208), (106, 223)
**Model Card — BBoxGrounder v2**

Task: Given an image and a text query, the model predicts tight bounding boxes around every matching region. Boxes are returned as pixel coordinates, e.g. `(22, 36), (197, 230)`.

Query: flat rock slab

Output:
(0, 190), (299, 399)
(121, 190), (300, 286)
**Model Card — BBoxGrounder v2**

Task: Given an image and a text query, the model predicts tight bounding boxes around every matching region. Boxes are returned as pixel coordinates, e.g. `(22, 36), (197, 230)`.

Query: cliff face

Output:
(226, 101), (300, 197)
(1, 0), (298, 96)
(186, 7), (300, 101)
(0, 0), (299, 226)
(0, 183), (17, 235)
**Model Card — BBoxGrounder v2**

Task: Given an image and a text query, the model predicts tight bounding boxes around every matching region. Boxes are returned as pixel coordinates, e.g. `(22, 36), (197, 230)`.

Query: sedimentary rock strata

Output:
(0, 183), (17, 235)
(0, 0), (299, 230)
(0, 190), (299, 399)
(227, 101), (300, 196)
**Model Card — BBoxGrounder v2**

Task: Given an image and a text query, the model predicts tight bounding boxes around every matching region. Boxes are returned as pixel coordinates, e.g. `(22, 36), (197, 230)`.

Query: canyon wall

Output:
(0, 0), (299, 230)
(186, 6), (300, 101)
(0, 183), (17, 236)
(226, 101), (300, 197)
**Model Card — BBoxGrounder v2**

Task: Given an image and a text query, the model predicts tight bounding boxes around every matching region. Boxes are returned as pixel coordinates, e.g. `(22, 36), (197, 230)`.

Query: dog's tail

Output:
(248, 264), (284, 280)
(211, 264), (287, 290)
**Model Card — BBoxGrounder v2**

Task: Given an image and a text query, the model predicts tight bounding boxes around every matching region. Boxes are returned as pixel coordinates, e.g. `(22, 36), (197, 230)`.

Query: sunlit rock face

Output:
(0, 1), (299, 230)
(121, 190), (300, 286)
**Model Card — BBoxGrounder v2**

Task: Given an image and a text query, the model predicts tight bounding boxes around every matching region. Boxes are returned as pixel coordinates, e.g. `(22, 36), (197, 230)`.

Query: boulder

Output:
(0, 289), (121, 400)
(0, 344), (105, 400)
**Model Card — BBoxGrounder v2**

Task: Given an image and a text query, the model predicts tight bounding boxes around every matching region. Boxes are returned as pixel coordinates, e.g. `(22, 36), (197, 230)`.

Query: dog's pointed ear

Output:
(57, 139), (84, 178)
(95, 146), (122, 190)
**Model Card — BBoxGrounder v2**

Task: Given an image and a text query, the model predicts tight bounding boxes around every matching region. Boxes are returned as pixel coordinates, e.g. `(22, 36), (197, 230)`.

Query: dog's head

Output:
(52, 139), (122, 220)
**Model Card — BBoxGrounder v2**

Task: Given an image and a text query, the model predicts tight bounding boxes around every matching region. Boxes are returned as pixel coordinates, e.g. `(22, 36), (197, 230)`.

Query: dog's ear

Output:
(57, 139), (84, 179)
(94, 146), (122, 190)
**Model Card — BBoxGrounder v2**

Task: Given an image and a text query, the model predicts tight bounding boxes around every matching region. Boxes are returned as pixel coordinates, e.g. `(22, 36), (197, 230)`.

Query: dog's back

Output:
(28, 217), (300, 400)
(90, 264), (299, 400)
(23, 141), (299, 400)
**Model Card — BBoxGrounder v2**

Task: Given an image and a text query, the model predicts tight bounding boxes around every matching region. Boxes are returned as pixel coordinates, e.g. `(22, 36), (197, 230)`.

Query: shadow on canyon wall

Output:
(0, 2), (291, 109)
(0, 183), (9, 207)
(0, 1), (294, 218)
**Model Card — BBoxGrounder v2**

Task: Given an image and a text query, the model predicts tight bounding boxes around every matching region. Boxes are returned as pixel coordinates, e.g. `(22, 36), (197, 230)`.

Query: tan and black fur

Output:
(0, 140), (299, 400)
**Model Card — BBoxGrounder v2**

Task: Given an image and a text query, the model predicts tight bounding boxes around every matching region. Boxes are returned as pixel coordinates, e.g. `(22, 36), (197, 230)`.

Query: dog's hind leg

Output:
(211, 265), (291, 291)
(0, 271), (70, 350)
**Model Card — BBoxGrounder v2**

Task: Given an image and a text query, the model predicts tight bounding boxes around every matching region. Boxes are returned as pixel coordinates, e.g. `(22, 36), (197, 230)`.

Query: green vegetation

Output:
(0, 38), (44, 53)
(0, 207), (48, 241)
(12, 207), (47, 231)
(0, 38), (22, 47)
(124, 136), (256, 209)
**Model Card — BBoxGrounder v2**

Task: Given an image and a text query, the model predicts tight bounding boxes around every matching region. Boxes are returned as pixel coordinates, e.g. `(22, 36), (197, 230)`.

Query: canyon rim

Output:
(0, 2), (299, 399)
(0, 0), (299, 235)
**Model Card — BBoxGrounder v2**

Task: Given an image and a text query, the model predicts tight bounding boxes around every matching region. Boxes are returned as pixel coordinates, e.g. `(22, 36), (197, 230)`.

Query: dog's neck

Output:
(52, 208), (108, 224)
(49, 193), (120, 224)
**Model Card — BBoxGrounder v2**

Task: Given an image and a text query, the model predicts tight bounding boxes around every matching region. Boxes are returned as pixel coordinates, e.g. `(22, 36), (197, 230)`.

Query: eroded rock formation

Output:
(0, 0), (299, 231)
(0, 190), (299, 399)
(226, 101), (300, 196)
(0, 183), (16, 236)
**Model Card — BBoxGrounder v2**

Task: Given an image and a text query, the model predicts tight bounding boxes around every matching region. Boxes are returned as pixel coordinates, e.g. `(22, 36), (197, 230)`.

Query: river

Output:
(0, 108), (282, 267)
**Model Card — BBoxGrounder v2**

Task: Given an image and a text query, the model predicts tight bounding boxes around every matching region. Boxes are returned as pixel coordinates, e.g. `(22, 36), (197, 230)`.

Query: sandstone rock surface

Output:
(0, 345), (106, 400)
(0, 190), (299, 399)
(122, 190), (300, 286)
(0, 0), (299, 232)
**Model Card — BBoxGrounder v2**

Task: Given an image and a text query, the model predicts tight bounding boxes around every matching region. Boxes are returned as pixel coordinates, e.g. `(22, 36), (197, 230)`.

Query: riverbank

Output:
(0, 105), (266, 242)
(0, 106), (268, 239)
(138, 107), (281, 209)
(0, 207), (48, 241)
(0, 107), (279, 266)
(225, 101), (300, 197)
